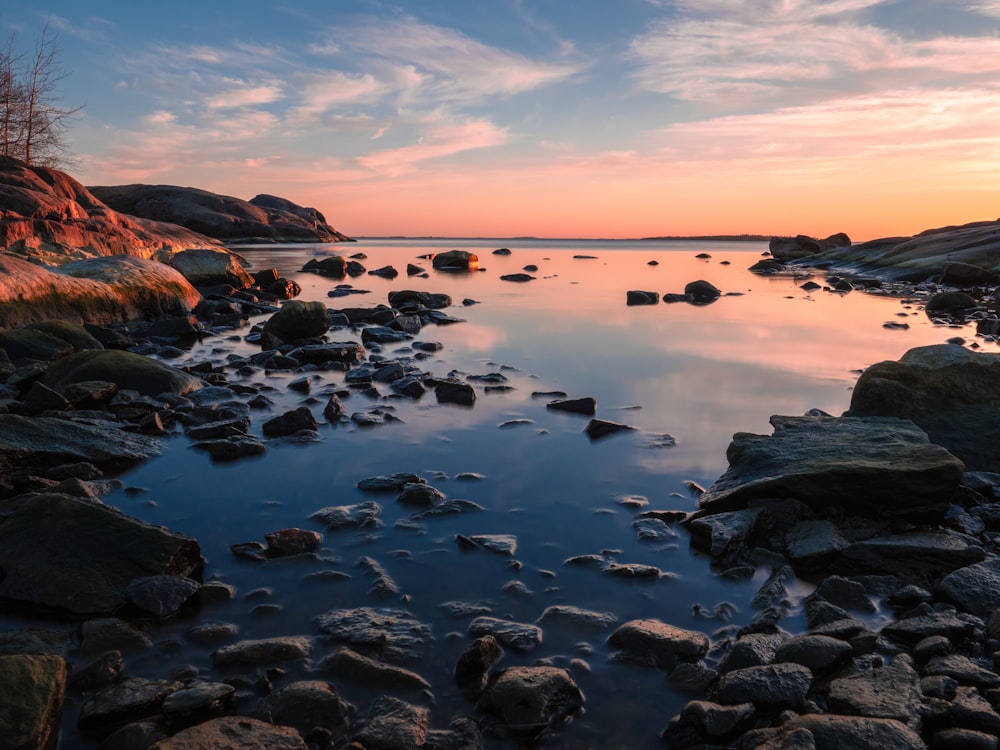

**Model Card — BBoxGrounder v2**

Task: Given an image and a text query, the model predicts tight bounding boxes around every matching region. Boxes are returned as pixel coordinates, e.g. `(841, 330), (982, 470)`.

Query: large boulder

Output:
(169, 248), (254, 288)
(149, 716), (305, 750)
(476, 666), (584, 736)
(0, 654), (66, 750)
(607, 619), (710, 670)
(0, 253), (202, 328)
(42, 349), (205, 398)
(262, 300), (330, 342)
(432, 250), (479, 271)
(694, 415), (964, 518)
(0, 156), (220, 264)
(89, 184), (352, 243)
(0, 493), (202, 615)
(848, 344), (1000, 472)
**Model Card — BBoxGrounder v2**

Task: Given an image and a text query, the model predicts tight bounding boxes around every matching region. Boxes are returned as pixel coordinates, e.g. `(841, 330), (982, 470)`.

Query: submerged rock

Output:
(468, 617), (542, 652)
(310, 500), (383, 530)
(315, 607), (433, 663)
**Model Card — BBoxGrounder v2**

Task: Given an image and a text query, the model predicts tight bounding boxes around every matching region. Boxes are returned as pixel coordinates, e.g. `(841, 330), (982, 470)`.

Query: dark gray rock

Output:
(607, 619), (709, 670)
(319, 647), (431, 692)
(126, 575), (200, 618)
(476, 666), (583, 736)
(662, 700), (755, 746)
(937, 557), (1000, 617)
(310, 500), (383, 530)
(264, 528), (323, 556)
(814, 576), (877, 613)
(78, 677), (182, 736)
(828, 655), (922, 725)
(468, 617), (542, 652)
(762, 714), (925, 750)
(688, 507), (763, 557)
(397, 482), (446, 507)
(881, 610), (975, 646)
(696, 415), (964, 518)
(537, 605), (617, 632)
(432, 250), (478, 271)
(358, 472), (426, 491)
(714, 663), (812, 709)
(546, 396), (597, 415)
(0, 654), (66, 750)
(833, 530), (984, 583)
(774, 634), (853, 673)
(785, 520), (849, 570)
(256, 680), (354, 742)
(388, 290), (452, 309)
(161, 681), (234, 724)
(192, 435), (266, 461)
(717, 633), (786, 674)
(315, 607), (433, 663)
(435, 379), (476, 406)
(924, 654), (1000, 689)
(455, 635), (504, 699)
(585, 418), (636, 440)
(684, 279), (722, 302)
(212, 636), (312, 666)
(627, 290), (659, 305)
(262, 406), (318, 437)
(262, 300), (330, 342)
(169, 248), (254, 288)
(42, 349), (204, 398)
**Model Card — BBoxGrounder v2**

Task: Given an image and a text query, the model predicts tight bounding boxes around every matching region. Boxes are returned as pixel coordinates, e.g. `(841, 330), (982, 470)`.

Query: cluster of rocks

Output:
(627, 279), (725, 306)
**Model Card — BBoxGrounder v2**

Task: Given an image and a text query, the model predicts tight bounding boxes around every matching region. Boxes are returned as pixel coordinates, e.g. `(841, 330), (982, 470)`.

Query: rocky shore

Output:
(5, 170), (1000, 748)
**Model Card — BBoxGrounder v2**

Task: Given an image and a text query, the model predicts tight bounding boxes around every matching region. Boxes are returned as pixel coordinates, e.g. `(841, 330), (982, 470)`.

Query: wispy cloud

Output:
(967, 1), (1000, 17)
(207, 80), (284, 110)
(357, 118), (508, 177)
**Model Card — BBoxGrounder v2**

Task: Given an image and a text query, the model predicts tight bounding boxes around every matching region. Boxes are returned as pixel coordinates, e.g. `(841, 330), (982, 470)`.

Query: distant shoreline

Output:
(352, 234), (775, 242)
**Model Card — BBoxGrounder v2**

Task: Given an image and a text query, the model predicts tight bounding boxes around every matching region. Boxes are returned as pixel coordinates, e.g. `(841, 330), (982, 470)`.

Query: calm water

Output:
(38, 239), (992, 748)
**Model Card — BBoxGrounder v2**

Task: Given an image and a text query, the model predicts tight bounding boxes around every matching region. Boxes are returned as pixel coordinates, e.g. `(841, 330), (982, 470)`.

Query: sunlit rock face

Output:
(0, 156), (220, 263)
(89, 184), (353, 244)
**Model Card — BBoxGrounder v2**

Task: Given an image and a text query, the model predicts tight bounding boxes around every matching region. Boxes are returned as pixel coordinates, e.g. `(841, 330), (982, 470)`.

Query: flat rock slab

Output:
(849, 344), (1000, 472)
(696, 415), (964, 517)
(149, 716), (305, 750)
(0, 654), (66, 750)
(0, 413), (161, 471)
(469, 616), (543, 652)
(212, 636), (311, 667)
(832, 530), (985, 584)
(0, 494), (201, 616)
(319, 647), (431, 692)
(315, 607), (433, 663)
(828, 657), (922, 725)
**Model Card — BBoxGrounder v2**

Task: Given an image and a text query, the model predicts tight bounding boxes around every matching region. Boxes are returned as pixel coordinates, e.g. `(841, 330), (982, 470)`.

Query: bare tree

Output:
(0, 20), (81, 168)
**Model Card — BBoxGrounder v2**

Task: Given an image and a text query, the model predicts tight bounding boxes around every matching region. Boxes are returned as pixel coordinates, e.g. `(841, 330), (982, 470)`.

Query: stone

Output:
(310, 501), (382, 530)
(388, 290), (452, 309)
(397, 482), (446, 507)
(432, 250), (479, 271)
(468, 617), (542, 652)
(688, 507), (763, 557)
(881, 610), (975, 646)
(546, 396), (597, 415)
(161, 681), (234, 722)
(354, 695), (428, 750)
(78, 677), (182, 736)
(663, 700), (755, 746)
(211, 636), (311, 666)
(262, 300), (330, 342)
(0, 494), (201, 616)
(169, 248), (254, 288)
(462, 534), (517, 556)
(714, 663), (812, 709)
(455, 635), (504, 699)
(684, 279), (722, 302)
(434, 379), (476, 406)
(769, 235), (823, 260)
(192, 435), (266, 461)
(537, 605), (617, 632)
(717, 633), (786, 674)
(264, 528), (323, 556)
(848, 344), (1000, 472)
(627, 290), (659, 305)
(937, 558), (1000, 617)
(319, 647), (432, 692)
(42, 349), (204, 398)
(924, 654), (1000, 688)
(67, 650), (123, 691)
(315, 607), (433, 663)
(80, 619), (152, 655)
(828, 656), (922, 725)
(585, 418), (636, 440)
(476, 666), (583, 736)
(814, 576), (877, 613)
(255, 680), (354, 742)
(607, 619), (710, 670)
(0, 654), (66, 750)
(785, 520), (848, 569)
(833, 530), (984, 583)
(763, 714), (925, 750)
(703, 415), (965, 519)
(774, 634), (853, 673)
(148, 716), (306, 749)
(358, 472), (426, 491)
(126, 575), (200, 618)
(500, 273), (535, 282)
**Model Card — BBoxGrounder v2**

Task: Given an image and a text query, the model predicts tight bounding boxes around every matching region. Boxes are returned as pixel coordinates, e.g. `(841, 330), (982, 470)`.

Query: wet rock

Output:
(398, 482), (446, 507)
(78, 677), (182, 736)
(585, 418), (636, 440)
(937, 558), (1000, 617)
(717, 633), (786, 674)
(320, 647), (432, 692)
(833, 530), (984, 583)
(774, 634), (853, 673)
(262, 406), (318, 437)
(813, 575), (877, 613)
(607, 619), (710, 670)
(695, 415), (965, 518)
(455, 635), (504, 699)
(423, 716), (484, 750)
(661, 700), (755, 747)
(828, 655), (922, 725)
(924, 654), (1000, 689)
(211, 636), (312, 667)
(760, 714), (925, 750)
(170, 248), (254, 288)
(500, 273), (535, 282)
(627, 290), (659, 305)
(68, 650), (123, 691)
(310, 500), (383, 530)
(264, 528), (323, 556)
(632, 517), (676, 542)
(714, 663), (812, 709)
(0, 654), (66, 750)
(185, 622), (239, 646)
(848, 344), (1000, 473)
(459, 534), (517, 556)
(476, 666), (583, 737)
(689, 507), (763, 557)
(315, 607), (433, 663)
(537, 605), (617, 632)
(931, 727), (998, 750)
(359, 472), (426, 491)
(262, 299), (331, 343)
(435, 379), (476, 406)
(881, 610), (975, 647)
(358, 555), (401, 597)
(42, 349), (204, 398)
(546, 396), (597, 415)
(126, 575), (200, 618)
(356, 695), (429, 750)
(148, 716), (305, 749)
(0, 494), (201, 616)
(256, 680), (354, 743)
(468, 617), (542, 652)
(785, 520), (849, 570)
(684, 279), (721, 302)
(192, 435), (266, 461)
(161, 681), (234, 724)
(388, 290), (452, 309)
(433, 250), (479, 271)
(80, 619), (152, 655)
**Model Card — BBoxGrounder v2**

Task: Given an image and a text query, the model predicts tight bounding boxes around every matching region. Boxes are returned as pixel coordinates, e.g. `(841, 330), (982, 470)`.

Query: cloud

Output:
(968, 1), (1000, 17)
(207, 80), (284, 110)
(290, 72), (387, 122)
(357, 118), (508, 177)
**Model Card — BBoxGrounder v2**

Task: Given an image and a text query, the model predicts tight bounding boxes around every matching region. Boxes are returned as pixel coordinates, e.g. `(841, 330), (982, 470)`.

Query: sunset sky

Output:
(6, 1), (1000, 239)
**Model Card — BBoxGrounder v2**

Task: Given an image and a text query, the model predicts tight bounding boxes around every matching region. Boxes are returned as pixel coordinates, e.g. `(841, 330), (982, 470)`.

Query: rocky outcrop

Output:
(0, 253), (202, 328)
(89, 184), (352, 244)
(769, 233), (851, 260)
(0, 156), (219, 263)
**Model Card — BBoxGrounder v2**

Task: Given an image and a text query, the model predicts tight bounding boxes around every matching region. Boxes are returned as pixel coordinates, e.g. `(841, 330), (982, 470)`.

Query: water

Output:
(22, 239), (990, 748)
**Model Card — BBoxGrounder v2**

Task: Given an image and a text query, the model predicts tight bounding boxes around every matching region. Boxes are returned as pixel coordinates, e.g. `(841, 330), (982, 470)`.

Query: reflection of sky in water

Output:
(44, 240), (988, 748)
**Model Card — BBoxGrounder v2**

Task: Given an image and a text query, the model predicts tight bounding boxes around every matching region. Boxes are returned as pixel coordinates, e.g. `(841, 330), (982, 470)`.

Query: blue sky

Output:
(5, 1), (1000, 238)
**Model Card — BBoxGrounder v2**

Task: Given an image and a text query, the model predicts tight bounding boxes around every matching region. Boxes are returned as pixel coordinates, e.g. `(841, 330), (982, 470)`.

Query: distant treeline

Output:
(639, 234), (774, 242)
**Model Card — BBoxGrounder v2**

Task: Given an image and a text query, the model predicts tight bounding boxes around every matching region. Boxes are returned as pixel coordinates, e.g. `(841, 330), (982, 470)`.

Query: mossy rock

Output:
(41, 349), (205, 398)
(26, 320), (104, 350)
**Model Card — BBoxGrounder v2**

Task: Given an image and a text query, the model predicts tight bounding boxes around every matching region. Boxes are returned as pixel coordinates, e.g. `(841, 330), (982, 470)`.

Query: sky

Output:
(5, 0), (1000, 239)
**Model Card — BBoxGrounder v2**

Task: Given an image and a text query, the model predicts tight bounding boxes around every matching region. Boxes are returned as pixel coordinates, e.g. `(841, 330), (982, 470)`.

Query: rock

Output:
(161, 681), (234, 723)
(468, 617), (542, 652)
(126, 575), (200, 618)
(264, 528), (323, 556)
(717, 633), (786, 674)
(358, 555), (401, 597)
(303, 255), (347, 277)
(537, 605), (617, 632)
(607, 619), (709, 670)
(169, 248), (254, 288)
(68, 650), (123, 691)
(925, 291), (979, 318)
(0, 654), (66, 750)
(832, 530), (984, 583)
(476, 666), (583, 736)
(256, 680), (354, 742)
(938, 558), (1000, 617)
(940, 261), (997, 286)
(684, 279), (721, 302)
(769, 235), (823, 260)
(315, 607), (433, 663)
(748, 258), (787, 274)
(43, 349), (205, 400)
(0, 322), (93, 366)
(500, 273), (535, 282)
(0, 494), (200, 615)
(924, 654), (1000, 688)
(319, 647), (431, 692)
(762, 714), (925, 750)
(695, 415), (965, 518)
(828, 656), (922, 725)
(362, 326), (411, 344)
(212, 636), (312, 666)
(814, 575), (876, 613)
(78, 677), (182, 736)
(433, 250), (479, 271)
(714, 663), (812, 709)
(388, 290), (452, 309)
(262, 407), (318, 437)
(546, 396), (597, 415)
(461, 534), (517, 556)
(585, 418), (636, 440)
(849, 344), (1000, 473)
(397, 482), (446, 507)
(91, 184), (350, 243)
(931, 727), (998, 750)
(627, 290), (659, 305)
(785, 520), (849, 570)
(80, 619), (152, 655)
(148, 716), (306, 749)
(262, 300), (330, 342)
(434, 379), (476, 406)
(193, 435), (266, 461)
(881, 610), (975, 646)
(355, 695), (429, 750)
(688, 507), (763, 557)
(310, 500), (382, 530)
(455, 635), (504, 699)
(662, 700), (755, 746)
(774, 634), (853, 673)
(358, 473), (426, 491)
